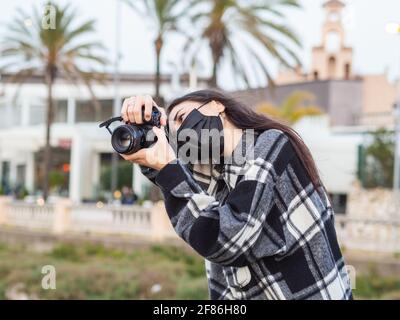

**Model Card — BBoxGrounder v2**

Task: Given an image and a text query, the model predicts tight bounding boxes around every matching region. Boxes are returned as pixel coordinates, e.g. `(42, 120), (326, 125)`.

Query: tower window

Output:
(328, 56), (336, 79)
(345, 63), (351, 79)
(326, 31), (341, 53)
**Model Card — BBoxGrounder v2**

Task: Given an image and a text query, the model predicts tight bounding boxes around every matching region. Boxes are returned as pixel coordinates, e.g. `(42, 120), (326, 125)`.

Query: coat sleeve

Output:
(139, 165), (159, 185)
(154, 129), (296, 267)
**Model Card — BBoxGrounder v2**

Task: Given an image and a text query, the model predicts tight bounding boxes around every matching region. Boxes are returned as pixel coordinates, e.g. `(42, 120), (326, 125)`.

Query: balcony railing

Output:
(1, 196), (400, 252)
(5, 202), (54, 230)
(69, 204), (153, 236)
(0, 197), (177, 242)
(335, 216), (400, 253)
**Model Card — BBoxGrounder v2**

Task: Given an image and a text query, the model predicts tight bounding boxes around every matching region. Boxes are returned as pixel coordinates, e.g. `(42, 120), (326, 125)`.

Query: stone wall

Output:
(0, 196), (178, 243)
(334, 183), (400, 253)
(346, 182), (398, 220)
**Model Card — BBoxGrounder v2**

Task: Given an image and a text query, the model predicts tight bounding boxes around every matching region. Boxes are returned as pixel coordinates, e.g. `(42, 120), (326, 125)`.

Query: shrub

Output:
(83, 244), (125, 259)
(175, 276), (208, 300)
(49, 244), (83, 262)
(0, 241), (208, 300)
(355, 274), (400, 299)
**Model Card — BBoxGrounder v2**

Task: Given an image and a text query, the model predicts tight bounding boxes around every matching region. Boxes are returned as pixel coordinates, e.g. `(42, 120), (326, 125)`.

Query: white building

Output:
(293, 115), (389, 213)
(0, 72), (208, 203)
(0, 71), (385, 213)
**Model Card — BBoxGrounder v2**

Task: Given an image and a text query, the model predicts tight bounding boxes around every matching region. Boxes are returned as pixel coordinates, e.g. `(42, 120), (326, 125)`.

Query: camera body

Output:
(99, 107), (162, 155)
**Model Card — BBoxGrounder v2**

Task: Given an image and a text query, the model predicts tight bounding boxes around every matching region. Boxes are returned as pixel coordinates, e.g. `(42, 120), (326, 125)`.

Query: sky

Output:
(1, 0), (400, 91)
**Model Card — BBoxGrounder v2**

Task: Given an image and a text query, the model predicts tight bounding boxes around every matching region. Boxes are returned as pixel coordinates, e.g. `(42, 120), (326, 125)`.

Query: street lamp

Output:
(111, 0), (122, 196)
(386, 22), (400, 204)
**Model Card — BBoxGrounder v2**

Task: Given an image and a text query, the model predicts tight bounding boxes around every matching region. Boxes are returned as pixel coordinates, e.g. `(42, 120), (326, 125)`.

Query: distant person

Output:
(118, 90), (353, 300)
(131, 190), (138, 204)
(121, 186), (137, 205)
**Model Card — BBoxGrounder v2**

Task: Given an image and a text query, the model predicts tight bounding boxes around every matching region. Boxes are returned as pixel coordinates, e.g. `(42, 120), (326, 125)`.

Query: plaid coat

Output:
(141, 128), (353, 300)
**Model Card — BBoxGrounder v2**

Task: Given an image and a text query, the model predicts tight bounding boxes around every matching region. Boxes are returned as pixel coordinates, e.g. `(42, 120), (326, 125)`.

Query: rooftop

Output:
(323, 0), (345, 9)
(0, 72), (209, 85)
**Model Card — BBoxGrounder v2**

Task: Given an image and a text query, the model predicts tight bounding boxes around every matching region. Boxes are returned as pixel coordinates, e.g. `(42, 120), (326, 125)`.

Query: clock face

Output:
(329, 12), (340, 22)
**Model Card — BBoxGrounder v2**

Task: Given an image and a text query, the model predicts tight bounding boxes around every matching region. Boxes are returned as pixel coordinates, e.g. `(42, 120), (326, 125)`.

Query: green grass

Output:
(0, 242), (208, 300)
(1, 241), (399, 300)
(354, 272), (400, 300)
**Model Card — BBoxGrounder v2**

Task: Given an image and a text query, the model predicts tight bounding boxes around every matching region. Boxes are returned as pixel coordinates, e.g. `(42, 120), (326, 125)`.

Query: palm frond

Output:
(68, 66), (105, 118)
(257, 90), (323, 124)
(4, 68), (39, 103)
(63, 20), (97, 45)
(187, 0), (302, 88)
(226, 40), (252, 87)
(2, 2), (107, 82)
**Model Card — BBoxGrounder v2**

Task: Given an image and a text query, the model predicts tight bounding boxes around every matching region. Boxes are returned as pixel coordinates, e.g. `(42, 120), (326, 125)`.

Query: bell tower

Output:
(311, 0), (353, 81)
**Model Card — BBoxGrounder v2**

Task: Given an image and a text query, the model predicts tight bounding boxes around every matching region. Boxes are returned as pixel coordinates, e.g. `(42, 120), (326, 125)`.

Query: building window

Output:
(76, 99), (113, 123)
(16, 164), (26, 188)
(99, 153), (133, 192)
(326, 31), (341, 53)
(328, 56), (336, 78)
(344, 63), (351, 80)
(30, 103), (45, 125)
(1, 161), (10, 191)
(328, 193), (347, 214)
(54, 100), (68, 123)
(34, 147), (70, 196)
(313, 71), (319, 80)
(0, 101), (13, 129)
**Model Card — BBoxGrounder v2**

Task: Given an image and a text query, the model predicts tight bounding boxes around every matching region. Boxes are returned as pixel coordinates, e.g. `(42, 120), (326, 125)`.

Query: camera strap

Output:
(99, 116), (124, 134)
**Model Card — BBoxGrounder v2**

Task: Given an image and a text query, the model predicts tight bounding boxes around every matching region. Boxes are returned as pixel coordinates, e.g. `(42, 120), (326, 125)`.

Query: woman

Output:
(120, 90), (353, 300)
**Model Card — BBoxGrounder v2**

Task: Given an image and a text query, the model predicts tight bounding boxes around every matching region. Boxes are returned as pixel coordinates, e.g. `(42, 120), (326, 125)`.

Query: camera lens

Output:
(111, 125), (144, 155)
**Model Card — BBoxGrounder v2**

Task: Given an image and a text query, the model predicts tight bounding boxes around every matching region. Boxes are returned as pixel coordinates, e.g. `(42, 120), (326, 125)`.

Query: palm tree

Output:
(185, 0), (302, 88)
(125, 0), (188, 103)
(257, 91), (323, 125)
(0, 2), (107, 200)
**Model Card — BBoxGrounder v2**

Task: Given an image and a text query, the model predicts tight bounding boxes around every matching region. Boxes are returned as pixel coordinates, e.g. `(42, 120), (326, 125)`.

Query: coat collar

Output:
(191, 129), (258, 192)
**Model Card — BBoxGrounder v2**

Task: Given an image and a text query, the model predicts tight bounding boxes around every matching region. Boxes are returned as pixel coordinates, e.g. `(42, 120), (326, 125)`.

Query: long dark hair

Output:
(167, 89), (325, 193)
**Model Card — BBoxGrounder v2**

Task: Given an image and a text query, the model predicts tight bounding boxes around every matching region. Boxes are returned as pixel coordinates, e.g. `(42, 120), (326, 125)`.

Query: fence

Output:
(3, 201), (54, 230)
(335, 216), (400, 253)
(1, 196), (400, 253)
(0, 196), (177, 242)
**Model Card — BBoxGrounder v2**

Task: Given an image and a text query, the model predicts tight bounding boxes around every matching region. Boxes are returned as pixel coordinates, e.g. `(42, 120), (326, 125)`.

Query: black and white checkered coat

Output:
(141, 128), (353, 300)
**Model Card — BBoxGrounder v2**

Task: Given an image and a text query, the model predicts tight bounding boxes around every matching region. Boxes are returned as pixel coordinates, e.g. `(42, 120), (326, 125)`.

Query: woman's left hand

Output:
(120, 126), (176, 171)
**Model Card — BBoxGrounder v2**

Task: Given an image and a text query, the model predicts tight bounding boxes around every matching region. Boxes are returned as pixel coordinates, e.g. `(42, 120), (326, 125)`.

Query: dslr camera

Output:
(99, 106), (162, 155)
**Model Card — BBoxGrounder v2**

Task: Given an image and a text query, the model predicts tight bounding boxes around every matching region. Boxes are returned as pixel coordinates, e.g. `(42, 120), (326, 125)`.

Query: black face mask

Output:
(174, 102), (224, 165)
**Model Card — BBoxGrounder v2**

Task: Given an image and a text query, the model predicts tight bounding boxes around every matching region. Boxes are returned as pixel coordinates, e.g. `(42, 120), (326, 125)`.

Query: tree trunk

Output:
(155, 36), (163, 103)
(209, 45), (221, 88)
(43, 68), (54, 201)
(210, 61), (218, 88)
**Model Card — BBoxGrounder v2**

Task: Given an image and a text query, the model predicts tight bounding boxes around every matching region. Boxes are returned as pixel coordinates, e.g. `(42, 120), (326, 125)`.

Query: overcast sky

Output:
(1, 0), (400, 91)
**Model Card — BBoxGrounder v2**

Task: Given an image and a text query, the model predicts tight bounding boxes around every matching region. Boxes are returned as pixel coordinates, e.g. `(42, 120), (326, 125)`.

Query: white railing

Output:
(1, 196), (399, 251)
(5, 202), (54, 230)
(0, 197), (177, 241)
(69, 204), (153, 236)
(335, 216), (400, 253)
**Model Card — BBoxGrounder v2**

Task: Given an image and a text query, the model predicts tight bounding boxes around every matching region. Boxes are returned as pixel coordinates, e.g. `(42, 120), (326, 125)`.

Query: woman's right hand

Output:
(121, 95), (167, 126)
